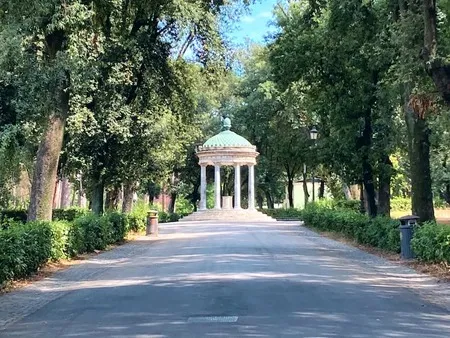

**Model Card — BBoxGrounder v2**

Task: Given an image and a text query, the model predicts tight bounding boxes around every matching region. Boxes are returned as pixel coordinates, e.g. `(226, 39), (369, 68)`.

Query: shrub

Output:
(49, 221), (72, 260)
(175, 197), (194, 216)
(52, 208), (89, 222)
(261, 208), (303, 220)
(0, 211), (134, 286)
(304, 205), (401, 252)
(159, 211), (169, 223)
(270, 204), (401, 253)
(127, 214), (146, 232)
(0, 209), (27, 226)
(106, 212), (128, 243)
(74, 214), (111, 252)
(391, 197), (411, 212)
(412, 222), (450, 263)
(0, 222), (52, 284)
(331, 199), (360, 212)
(169, 213), (181, 223)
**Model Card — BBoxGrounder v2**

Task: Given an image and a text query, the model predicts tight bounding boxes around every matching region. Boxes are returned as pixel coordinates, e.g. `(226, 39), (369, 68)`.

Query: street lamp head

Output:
(309, 126), (318, 141)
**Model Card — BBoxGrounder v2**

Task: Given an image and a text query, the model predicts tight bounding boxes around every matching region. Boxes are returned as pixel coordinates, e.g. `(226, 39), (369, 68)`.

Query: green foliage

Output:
(0, 222), (52, 284)
(128, 201), (149, 232)
(328, 200), (360, 212)
(0, 212), (133, 285)
(391, 197), (412, 212)
(265, 204), (401, 253)
(390, 197), (448, 212)
(261, 208), (303, 220)
(49, 221), (72, 261)
(72, 214), (111, 252)
(175, 196), (194, 216)
(0, 209), (27, 226)
(301, 204), (400, 253)
(412, 222), (450, 263)
(52, 208), (89, 222)
(158, 211), (181, 223)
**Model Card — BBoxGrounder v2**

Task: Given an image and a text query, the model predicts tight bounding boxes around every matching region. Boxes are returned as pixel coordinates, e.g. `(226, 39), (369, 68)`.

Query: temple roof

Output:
(202, 118), (253, 148)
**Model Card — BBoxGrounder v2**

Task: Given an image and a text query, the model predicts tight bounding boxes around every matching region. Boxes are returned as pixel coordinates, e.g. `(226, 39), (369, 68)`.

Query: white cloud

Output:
(258, 11), (272, 18)
(241, 15), (256, 23)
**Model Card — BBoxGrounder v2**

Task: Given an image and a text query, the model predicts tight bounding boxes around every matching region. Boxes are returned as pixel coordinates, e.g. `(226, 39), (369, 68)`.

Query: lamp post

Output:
(309, 127), (318, 202)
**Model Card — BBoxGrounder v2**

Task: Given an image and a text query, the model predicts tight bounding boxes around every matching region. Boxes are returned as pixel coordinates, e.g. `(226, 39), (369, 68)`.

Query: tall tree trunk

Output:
(53, 179), (61, 209)
(378, 156), (393, 217)
(60, 177), (71, 208)
(422, 0), (450, 106)
(359, 182), (366, 214)
(302, 172), (309, 208)
(105, 186), (120, 211)
(27, 30), (68, 221)
(361, 114), (377, 218)
(148, 182), (160, 206)
(189, 182), (200, 212)
(319, 180), (325, 199)
(443, 184), (450, 204)
(257, 194), (264, 209)
(265, 191), (274, 209)
(92, 178), (105, 215)
(122, 182), (135, 213)
(405, 98), (435, 222)
(362, 161), (377, 218)
(342, 184), (352, 200)
(168, 192), (177, 214)
(287, 176), (295, 208)
(28, 114), (66, 221)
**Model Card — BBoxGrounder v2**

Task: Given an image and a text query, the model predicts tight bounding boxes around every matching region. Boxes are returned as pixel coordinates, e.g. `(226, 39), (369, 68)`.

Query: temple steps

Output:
(179, 209), (276, 222)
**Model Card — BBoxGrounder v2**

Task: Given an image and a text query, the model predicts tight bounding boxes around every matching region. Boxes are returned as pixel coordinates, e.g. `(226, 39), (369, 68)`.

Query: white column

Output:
(248, 165), (255, 210)
(214, 164), (221, 209)
(234, 164), (241, 209)
(200, 165), (207, 210)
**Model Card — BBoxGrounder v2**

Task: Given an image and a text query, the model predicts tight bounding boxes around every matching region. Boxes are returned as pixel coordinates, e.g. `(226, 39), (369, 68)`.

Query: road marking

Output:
(187, 316), (239, 323)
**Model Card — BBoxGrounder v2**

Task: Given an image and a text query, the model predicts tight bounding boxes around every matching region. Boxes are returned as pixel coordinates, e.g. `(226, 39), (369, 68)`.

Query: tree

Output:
(422, 0), (450, 106)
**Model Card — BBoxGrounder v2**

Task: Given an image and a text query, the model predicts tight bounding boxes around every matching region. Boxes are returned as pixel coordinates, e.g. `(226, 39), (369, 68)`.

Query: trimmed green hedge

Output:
(0, 208), (89, 228)
(52, 208), (89, 222)
(301, 205), (401, 253)
(0, 212), (131, 286)
(266, 204), (450, 265)
(0, 221), (53, 283)
(263, 205), (401, 253)
(261, 208), (303, 220)
(412, 222), (450, 263)
(0, 207), (183, 286)
(0, 209), (27, 226)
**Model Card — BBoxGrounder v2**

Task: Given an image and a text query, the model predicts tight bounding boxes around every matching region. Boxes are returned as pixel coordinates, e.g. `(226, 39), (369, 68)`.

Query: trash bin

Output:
(399, 215), (420, 259)
(146, 210), (159, 236)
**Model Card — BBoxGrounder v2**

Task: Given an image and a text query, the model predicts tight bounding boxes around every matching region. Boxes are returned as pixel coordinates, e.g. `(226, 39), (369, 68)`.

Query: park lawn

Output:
(391, 209), (450, 225)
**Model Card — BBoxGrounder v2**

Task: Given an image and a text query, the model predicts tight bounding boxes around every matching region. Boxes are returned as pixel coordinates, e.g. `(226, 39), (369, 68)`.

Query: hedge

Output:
(266, 204), (450, 264)
(0, 209), (27, 226)
(263, 205), (401, 253)
(0, 207), (184, 286)
(0, 208), (88, 228)
(52, 208), (89, 222)
(0, 212), (131, 286)
(412, 222), (450, 263)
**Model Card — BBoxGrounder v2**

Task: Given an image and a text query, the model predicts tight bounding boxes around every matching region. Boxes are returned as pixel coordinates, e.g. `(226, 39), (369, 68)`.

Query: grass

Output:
(391, 209), (450, 225)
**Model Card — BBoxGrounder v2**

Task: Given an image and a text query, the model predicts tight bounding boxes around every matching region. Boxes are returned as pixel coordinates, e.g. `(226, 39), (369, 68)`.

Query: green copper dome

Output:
(203, 118), (253, 148)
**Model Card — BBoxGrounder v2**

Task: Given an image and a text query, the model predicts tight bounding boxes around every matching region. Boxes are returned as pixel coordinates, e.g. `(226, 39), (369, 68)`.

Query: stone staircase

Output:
(179, 209), (276, 222)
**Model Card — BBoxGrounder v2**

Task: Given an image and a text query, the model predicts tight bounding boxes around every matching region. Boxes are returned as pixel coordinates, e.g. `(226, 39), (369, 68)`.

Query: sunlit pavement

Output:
(1, 221), (450, 338)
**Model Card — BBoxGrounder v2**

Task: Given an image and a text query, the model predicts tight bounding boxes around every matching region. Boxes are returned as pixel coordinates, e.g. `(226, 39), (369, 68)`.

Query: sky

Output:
(227, 0), (279, 45)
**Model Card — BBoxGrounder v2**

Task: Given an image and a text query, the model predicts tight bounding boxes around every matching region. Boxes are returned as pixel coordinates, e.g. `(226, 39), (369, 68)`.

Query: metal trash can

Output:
(146, 210), (159, 236)
(399, 215), (420, 259)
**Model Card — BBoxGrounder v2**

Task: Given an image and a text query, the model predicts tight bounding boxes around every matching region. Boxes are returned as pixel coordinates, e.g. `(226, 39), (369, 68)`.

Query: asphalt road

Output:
(1, 221), (450, 338)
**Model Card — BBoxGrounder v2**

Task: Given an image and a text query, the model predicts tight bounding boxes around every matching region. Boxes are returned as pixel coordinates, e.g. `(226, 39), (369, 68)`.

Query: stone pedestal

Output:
(222, 196), (233, 210)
